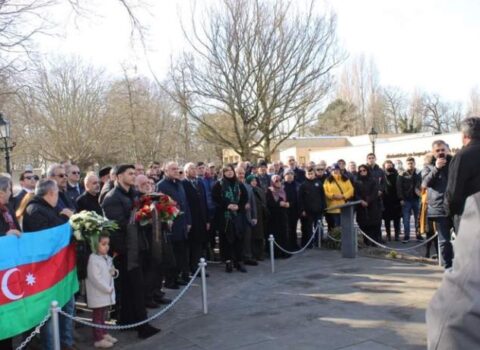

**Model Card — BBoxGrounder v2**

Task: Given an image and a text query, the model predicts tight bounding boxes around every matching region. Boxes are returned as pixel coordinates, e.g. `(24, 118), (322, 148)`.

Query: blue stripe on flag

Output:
(0, 222), (72, 271)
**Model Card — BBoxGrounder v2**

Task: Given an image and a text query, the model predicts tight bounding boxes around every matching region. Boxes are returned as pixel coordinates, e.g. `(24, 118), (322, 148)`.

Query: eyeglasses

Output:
(33, 175), (39, 181)
(359, 169), (367, 173)
(70, 171), (80, 175)
(24, 176), (34, 180)
(315, 168), (324, 171)
(54, 174), (66, 178)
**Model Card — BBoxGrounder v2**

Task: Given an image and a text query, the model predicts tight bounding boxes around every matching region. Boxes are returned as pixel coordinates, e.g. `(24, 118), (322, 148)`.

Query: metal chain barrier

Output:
(15, 313), (51, 350)
(58, 266), (202, 330)
(272, 229), (317, 255)
(358, 228), (438, 252)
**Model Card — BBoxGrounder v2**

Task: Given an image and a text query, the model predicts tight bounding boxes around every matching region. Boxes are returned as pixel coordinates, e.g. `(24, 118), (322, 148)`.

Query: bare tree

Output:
(169, 0), (341, 161)
(11, 58), (113, 169)
(422, 94), (451, 133)
(382, 87), (407, 133)
(337, 55), (381, 134)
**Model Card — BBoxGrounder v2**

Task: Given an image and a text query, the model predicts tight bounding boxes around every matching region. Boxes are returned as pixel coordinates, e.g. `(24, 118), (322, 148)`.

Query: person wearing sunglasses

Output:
(66, 164), (84, 203)
(13, 170), (36, 210)
(47, 164), (75, 218)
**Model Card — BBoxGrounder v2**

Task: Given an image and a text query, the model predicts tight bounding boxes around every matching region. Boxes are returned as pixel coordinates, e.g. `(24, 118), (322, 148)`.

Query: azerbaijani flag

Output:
(0, 223), (79, 340)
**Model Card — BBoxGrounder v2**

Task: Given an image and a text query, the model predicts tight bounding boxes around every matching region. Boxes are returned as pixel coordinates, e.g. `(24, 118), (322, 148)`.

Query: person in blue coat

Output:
(156, 161), (192, 288)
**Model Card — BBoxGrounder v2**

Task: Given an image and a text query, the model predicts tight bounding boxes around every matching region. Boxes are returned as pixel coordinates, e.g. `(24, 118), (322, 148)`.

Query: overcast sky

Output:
(37, 0), (480, 103)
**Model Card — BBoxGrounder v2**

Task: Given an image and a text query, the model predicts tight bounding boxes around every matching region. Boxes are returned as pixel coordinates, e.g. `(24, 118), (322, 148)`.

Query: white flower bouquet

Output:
(70, 210), (119, 251)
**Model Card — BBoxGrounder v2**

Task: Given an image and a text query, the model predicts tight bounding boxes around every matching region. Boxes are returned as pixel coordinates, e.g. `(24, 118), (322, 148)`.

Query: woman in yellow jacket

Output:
(323, 164), (355, 231)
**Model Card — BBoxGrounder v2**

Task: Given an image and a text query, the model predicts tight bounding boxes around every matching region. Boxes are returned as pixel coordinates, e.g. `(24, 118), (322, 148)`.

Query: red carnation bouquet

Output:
(135, 193), (181, 226)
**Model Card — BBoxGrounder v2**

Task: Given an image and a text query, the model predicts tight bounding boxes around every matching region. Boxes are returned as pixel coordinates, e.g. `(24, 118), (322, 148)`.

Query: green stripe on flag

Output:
(0, 269), (79, 340)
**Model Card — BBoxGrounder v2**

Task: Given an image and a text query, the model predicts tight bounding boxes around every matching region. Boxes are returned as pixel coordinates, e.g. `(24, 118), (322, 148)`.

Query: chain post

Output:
(50, 301), (61, 350)
(199, 258), (208, 314)
(268, 234), (275, 273)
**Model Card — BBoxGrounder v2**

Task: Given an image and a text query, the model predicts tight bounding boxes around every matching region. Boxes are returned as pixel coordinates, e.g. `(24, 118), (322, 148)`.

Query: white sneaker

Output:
(104, 334), (118, 344)
(94, 339), (114, 348)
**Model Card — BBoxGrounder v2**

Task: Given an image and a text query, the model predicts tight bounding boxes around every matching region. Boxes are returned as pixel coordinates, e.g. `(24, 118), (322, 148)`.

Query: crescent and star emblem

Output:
(1, 268), (25, 301)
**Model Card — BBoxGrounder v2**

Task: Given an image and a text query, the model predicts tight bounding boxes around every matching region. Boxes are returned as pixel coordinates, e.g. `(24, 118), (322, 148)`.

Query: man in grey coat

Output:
(426, 191), (480, 349)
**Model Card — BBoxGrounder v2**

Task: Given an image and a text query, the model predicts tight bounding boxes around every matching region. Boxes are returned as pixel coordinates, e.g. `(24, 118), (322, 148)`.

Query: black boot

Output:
(138, 324), (161, 339)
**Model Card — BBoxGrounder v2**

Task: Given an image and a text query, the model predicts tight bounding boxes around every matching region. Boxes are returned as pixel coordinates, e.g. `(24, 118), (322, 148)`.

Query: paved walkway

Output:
(86, 249), (444, 350)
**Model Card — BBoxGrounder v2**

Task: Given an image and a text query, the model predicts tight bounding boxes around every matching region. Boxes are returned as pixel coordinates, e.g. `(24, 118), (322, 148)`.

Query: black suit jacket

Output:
(13, 189), (28, 210)
(182, 179), (209, 242)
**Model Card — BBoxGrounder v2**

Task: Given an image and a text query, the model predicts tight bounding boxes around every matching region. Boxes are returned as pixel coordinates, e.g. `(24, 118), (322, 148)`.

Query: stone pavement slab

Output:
(72, 249), (443, 349)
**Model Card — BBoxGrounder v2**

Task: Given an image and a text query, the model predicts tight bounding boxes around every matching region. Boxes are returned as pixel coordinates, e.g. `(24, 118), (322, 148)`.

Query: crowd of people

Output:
(0, 116), (479, 350)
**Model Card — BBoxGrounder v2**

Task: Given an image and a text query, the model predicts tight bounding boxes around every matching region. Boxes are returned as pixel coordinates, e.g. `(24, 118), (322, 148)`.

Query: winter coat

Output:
(266, 188), (289, 248)
(427, 192), (480, 349)
(99, 180), (114, 205)
(182, 179), (209, 243)
(284, 181), (299, 216)
(244, 183), (257, 225)
(292, 167), (306, 184)
(383, 169), (402, 220)
(198, 175), (216, 217)
(257, 174), (271, 191)
(0, 204), (20, 236)
(396, 169), (421, 201)
(86, 254), (116, 309)
(298, 178), (326, 215)
(368, 164), (386, 193)
(212, 178), (248, 242)
(422, 154), (452, 218)
(23, 196), (68, 232)
(13, 189), (29, 211)
(323, 175), (354, 214)
(446, 139), (480, 217)
(101, 184), (137, 255)
(354, 176), (382, 227)
(156, 178), (192, 242)
(66, 182), (84, 204)
(76, 191), (102, 215)
(251, 186), (268, 240)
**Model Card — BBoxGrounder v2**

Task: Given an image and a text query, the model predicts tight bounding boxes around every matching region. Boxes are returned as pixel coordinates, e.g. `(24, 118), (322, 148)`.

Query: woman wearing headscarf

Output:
(354, 164), (383, 245)
(323, 163), (354, 231)
(266, 175), (290, 258)
(246, 175), (268, 261)
(212, 165), (248, 273)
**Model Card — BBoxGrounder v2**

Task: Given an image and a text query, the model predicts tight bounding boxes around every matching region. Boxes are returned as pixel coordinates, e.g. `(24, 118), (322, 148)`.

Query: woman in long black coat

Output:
(246, 175), (268, 261)
(283, 170), (300, 250)
(266, 175), (290, 258)
(382, 160), (402, 241)
(212, 165), (248, 273)
(354, 165), (383, 246)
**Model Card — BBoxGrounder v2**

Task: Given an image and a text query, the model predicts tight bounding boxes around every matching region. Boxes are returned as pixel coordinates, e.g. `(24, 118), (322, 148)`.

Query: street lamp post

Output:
(0, 113), (14, 174)
(368, 127), (378, 156)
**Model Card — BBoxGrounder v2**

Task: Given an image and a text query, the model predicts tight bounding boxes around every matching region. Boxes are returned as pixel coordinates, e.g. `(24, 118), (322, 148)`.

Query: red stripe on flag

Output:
(0, 243), (76, 306)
